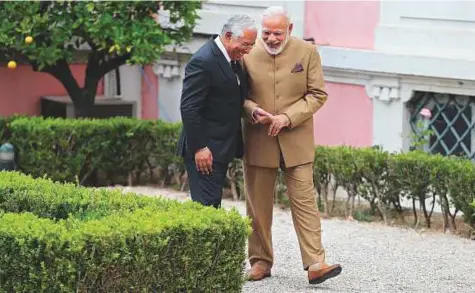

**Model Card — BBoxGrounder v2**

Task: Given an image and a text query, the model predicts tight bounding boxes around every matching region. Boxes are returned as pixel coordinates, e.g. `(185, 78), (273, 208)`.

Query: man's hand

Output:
(195, 147), (213, 175)
(268, 114), (290, 136)
(252, 107), (273, 124)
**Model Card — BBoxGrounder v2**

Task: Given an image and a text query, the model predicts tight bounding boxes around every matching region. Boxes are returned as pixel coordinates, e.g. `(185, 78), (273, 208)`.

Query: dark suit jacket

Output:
(176, 35), (247, 164)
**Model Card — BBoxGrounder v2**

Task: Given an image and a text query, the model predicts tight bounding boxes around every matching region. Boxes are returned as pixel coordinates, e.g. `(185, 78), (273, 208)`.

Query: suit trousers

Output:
(184, 156), (229, 208)
(244, 160), (326, 270)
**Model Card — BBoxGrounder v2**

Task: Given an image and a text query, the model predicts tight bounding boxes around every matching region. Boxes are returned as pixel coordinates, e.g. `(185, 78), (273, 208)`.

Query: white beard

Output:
(262, 33), (289, 55)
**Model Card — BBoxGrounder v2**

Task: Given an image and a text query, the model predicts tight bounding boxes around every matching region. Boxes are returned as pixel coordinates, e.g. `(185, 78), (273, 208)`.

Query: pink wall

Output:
(305, 1), (379, 50)
(306, 1), (378, 147)
(140, 65), (159, 119)
(0, 64), (103, 116)
(313, 82), (373, 147)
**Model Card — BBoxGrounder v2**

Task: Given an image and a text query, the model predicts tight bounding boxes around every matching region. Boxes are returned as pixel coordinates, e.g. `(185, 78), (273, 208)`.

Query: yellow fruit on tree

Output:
(25, 36), (33, 44)
(7, 61), (17, 69)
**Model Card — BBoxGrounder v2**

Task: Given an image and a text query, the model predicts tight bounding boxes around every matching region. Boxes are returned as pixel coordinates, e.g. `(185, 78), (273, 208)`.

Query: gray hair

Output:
(262, 6), (291, 23)
(221, 14), (257, 38)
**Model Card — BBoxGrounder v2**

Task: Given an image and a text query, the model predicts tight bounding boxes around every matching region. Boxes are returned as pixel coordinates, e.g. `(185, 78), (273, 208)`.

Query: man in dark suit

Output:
(177, 14), (257, 208)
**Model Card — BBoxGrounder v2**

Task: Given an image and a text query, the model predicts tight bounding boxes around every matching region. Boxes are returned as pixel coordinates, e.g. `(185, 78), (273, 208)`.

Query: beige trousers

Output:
(244, 162), (326, 270)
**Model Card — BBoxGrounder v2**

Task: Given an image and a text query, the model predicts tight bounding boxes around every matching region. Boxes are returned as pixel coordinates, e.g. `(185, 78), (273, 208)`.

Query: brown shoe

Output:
(246, 260), (271, 281)
(308, 263), (342, 284)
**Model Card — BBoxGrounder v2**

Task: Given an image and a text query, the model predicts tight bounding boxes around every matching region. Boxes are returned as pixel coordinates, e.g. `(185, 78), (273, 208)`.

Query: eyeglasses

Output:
(239, 41), (255, 49)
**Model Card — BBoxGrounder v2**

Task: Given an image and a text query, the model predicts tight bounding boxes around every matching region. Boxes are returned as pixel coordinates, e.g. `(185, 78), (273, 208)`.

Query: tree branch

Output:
(98, 53), (131, 77)
(76, 32), (98, 51)
(84, 52), (100, 90)
(33, 59), (82, 103)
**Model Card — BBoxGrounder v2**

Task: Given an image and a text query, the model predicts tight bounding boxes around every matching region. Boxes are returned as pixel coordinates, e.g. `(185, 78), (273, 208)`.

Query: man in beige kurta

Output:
(242, 6), (342, 285)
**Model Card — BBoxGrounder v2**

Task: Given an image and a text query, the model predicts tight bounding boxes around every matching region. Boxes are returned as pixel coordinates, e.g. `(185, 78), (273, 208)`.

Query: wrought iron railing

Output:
(408, 91), (475, 159)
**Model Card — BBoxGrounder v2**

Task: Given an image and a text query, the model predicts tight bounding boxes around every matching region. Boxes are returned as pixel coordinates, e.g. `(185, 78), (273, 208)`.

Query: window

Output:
(408, 91), (475, 159)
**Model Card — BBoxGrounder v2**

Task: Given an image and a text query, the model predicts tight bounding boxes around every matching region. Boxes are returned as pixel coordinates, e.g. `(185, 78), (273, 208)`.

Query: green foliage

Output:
(0, 171), (171, 220)
(313, 146), (475, 230)
(5, 116), (182, 185)
(410, 119), (434, 151)
(0, 1), (201, 69)
(0, 171), (250, 292)
(0, 115), (24, 143)
(1, 115), (475, 232)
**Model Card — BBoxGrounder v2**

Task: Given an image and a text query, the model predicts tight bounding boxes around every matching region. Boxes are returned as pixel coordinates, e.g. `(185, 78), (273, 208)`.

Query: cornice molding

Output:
(322, 46), (475, 104)
(319, 46), (475, 81)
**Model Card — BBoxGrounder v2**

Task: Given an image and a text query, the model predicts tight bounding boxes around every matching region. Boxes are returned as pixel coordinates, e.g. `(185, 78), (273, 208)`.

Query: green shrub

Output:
(388, 151), (438, 227)
(0, 172), (250, 292)
(311, 144), (475, 231)
(6, 116), (182, 185)
(1, 115), (475, 232)
(313, 146), (336, 216)
(316, 146), (475, 231)
(447, 158), (475, 229)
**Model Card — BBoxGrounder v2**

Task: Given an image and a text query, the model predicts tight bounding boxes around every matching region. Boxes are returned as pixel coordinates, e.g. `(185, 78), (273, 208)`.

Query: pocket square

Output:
(291, 62), (304, 73)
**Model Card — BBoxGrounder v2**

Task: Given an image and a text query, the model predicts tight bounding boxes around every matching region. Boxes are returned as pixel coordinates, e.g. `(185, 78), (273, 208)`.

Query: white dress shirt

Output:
(214, 36), (231, 63)
(214, 36), (240, 85)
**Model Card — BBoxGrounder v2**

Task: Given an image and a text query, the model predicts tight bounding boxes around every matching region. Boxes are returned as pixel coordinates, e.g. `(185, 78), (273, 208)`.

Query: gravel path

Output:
(116, 186), (475, 293)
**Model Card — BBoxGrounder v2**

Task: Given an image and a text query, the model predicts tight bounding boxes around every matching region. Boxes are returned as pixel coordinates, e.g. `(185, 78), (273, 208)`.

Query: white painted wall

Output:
(375, 0), (475, 60)
(154, 60), (187, 123)
(103, 65), (142, 118)
(118, 65), (142, 118)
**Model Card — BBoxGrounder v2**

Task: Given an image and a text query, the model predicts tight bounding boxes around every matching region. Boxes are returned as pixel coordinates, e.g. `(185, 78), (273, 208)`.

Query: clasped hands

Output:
(253, 107), (290, 136)
(194, 108), (290, 175)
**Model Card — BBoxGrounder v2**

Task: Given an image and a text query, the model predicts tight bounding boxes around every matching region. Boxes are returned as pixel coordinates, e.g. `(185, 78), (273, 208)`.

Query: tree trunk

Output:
(345, 192), (350, 219)
(449, 208), (459, 232)
(74, 97), (95, 118)
(428, 194), (436, 228)
(72, 81), (99, 118)
(31, 47), (132, 118)
(321, 183), (329, 217)
(372, 182), (387, 224)
(412, 197), (418, 226)
(346, 184), (356, 220)
(435, 192), (458, 232)
(439, 195), (450, 233)
(420, 196), (430, 228)
(330, 183), (338, 215)
(226, 169), (239, 201)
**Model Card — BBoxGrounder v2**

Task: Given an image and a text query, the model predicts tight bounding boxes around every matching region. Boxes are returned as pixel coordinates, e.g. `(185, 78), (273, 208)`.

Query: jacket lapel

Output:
(234, 62), (247, 104)
(209, 36), (239, 86)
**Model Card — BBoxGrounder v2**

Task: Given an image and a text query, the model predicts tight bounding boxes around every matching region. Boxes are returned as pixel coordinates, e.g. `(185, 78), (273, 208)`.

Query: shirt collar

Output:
(214, 36), (231, 63)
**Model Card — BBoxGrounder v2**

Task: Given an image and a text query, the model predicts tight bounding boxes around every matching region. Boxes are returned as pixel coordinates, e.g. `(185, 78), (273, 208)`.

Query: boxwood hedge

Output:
(0, 171), (250, 292)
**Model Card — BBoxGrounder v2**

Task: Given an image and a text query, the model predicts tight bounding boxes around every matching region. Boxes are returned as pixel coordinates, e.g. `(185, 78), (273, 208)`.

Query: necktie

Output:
(231, 61), (238, 72)
(231, 61), (240, 85)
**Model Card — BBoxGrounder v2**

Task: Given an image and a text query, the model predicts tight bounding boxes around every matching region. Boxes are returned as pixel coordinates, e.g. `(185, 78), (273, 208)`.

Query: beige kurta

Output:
(242, 36), (328, 168)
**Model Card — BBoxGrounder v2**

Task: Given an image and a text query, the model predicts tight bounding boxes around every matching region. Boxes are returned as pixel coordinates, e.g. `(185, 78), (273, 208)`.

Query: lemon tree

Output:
(0, 1), (201, 117)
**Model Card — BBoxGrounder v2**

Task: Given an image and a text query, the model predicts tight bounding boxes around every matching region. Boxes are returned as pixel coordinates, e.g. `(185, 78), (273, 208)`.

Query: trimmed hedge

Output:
(1, 115), (474, 231)
(0, 171), (250, 292)
(313, 146), (475, 231)
(1, 116), (182, 185)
